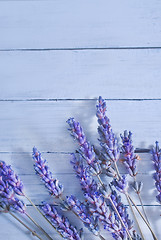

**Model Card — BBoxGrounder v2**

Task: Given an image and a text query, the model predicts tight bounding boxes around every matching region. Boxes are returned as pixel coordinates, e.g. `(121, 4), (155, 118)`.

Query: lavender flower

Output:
(110, 190), (133, 230)
(41, 203), (81, 240)
(67, 118), (101, 174)
(71, 153), (98, 195)
(71, 154), (133, 239)
(33, 147), (63, 198)
(0, 161), (24, 196)
(94, 147), (117, 177)
(66, 195), (99, 236)
(132, 231), (142, 240)
(84, 192), (127, 240)
(151, 141), (161, 203)
(111, 175), (128, 194)
(120, 131), (139, 177)
(96, 96), (120, 162)
(0, 176), (26, 213)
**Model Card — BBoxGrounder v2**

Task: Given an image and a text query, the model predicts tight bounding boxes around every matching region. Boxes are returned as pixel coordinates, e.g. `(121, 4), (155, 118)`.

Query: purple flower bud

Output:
(0, 161), (24, 196)
(111, 175), (128, 193)
(120, 131), (139, 177)
(84, 192), (129, 239)
(33, 147), (63, 198)
(9, 198), (26, 213)
(132, 230), (142, 240)
(0, 161), (26, 214)
(96, 97), (120, 162)
(41, 203), (81, 240)
(110, 190), (133, 231)
(151, 141), (161, 203)
(0, 177), (26, 213)
(132, 181), (143, 194)
(71, 154), (99, 195)
(67, 118), (101, 171)
(66, 195), (99, 236)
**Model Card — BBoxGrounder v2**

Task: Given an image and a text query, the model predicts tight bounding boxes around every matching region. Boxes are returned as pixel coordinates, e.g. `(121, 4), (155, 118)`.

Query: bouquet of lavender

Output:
(0, 96), (160, 240)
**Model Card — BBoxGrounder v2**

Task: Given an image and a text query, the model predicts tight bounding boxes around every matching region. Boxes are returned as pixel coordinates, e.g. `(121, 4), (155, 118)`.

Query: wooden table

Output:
(0, 1), (161, 239)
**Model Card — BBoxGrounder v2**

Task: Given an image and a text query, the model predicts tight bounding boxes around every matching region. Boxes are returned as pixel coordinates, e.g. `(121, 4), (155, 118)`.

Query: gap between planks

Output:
(1, 98), (161, 102)
(1, 46), (161, 52)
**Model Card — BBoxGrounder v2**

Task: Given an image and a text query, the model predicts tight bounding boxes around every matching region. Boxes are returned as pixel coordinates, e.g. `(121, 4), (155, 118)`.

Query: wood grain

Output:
(0, 49), (161, 99)
(0, 100), (160, 152)
(0, 0), (161, 49)
(1, 0), (161, 239)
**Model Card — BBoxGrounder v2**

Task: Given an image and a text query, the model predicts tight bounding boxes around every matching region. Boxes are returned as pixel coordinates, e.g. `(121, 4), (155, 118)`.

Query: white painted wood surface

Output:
(0, 1), (161, 240)
(0, 50), (161, 99)
(0, 1), (161, 49)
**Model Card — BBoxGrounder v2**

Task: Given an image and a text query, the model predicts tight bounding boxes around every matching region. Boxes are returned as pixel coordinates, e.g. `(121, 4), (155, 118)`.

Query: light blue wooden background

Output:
(0, 1), (161, 239)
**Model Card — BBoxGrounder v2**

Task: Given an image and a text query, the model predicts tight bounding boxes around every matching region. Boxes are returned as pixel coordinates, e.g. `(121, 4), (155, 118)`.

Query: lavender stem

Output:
(24, 194), (53, 240)
(125, 193), (145, 240)
(137, 192), (149, 224)
(133, 176), (149, 224)
(128, 195), (158, 240)
(113, 161), (156, 240)
(113, 162), (145, 239)
(96, 175), (133, 240)
(98, 235), (105, 240)
(25, 212), (53, 240)
(109, 196), (133, 240)
(114, 162), (121, 179)
(8, 211), (43, 240)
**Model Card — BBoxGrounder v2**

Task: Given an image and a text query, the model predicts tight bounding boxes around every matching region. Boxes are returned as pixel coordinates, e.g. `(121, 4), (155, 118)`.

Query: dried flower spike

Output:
(84, 192), (129, 240)
(151, 141), (161, 203)
(71, 153), (99, 195)
(0, 161), (24, 196)
(67, 118), (101, 173)
(96, 96), (120, 162)
(0, 161), (26, 213)
(66, 195), (99, 236)
(120, 130), (139, 177)
(110, 190), (133, 230)
(41, 203), (81, 240)
(111, 175), (128, 194)
(33, 147), (63, 198)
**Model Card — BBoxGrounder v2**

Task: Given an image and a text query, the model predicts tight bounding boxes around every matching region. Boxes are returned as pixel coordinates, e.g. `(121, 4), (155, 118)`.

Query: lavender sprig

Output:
(71, 154), (133, 240)
(0, 177), (26, 213)
(151, 141), (161, 203)
(120, 131), (139, 177)
(33, 147), (63, 198)
(110, 190), (133, 231)
(0, 163), (26, 214)
(66, 195), (99, 236)
(0, 161), (24, 196)
(120, 131), (149, 224)
(0, 160), (53, 240)
(96, 96), (120, 163)
(111, 175), (128, 194)
(33, 148), (104, 238)
(67, 118), (101, 174)
(85, 192), (129, 240)
(41, 203), (81, 240)
(71, 153), (99, 195)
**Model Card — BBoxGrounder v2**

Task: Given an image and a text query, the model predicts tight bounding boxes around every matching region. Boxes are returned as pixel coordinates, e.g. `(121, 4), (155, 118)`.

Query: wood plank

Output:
(0, 152), (153, 175)
(0, 100), (160, 152)
(0, 49), (161, 100)
(0, 206), (160, 240)
(0, 1), (161, 49)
